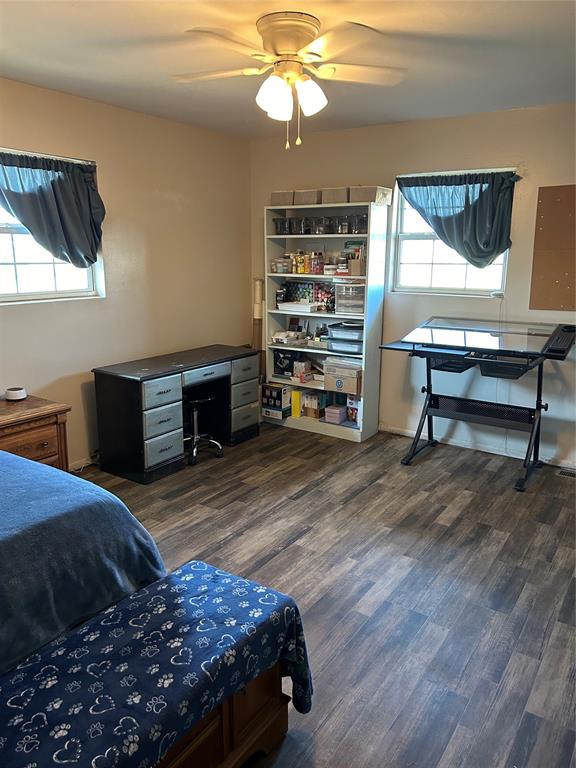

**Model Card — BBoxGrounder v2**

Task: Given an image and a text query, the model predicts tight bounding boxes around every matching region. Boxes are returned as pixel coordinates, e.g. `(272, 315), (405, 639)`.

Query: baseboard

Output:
(70, 457), (94, 472)
(378, 423), (576, 471)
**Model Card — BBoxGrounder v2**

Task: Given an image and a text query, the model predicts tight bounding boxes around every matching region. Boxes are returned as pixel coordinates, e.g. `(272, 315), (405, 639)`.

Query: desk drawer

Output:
(142, 375), (182, 410)
(231, 378), (259, 409)
(182, 362), (231, 387)
(231, 355), (259, 384)
(143, 402), (183, 440)
(0, 425), (58, 461)
(231, 402), (259, 433)
(144, 428), (183, 468)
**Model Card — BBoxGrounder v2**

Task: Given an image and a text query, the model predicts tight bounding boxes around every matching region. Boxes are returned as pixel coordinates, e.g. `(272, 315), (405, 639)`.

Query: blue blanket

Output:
(0, 451), (166, 675)
(0, 559), (312, 768)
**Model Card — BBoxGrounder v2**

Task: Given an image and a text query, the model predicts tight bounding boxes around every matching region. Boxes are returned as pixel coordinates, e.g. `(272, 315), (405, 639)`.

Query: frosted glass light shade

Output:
(266, 88), (293, 121)
(256, 73), (293, 121)
(295, 75), (328, 116)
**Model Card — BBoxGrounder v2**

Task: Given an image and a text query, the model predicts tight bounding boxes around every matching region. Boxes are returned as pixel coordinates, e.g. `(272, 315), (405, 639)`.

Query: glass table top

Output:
(402, 317), (558, 355)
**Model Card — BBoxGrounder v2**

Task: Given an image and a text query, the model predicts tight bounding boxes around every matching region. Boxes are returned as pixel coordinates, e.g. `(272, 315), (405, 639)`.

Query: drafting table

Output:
(381, 317), (575, 491)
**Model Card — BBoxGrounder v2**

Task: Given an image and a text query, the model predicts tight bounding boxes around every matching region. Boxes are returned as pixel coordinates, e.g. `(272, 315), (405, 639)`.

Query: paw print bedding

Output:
(0, 559), (313, 767)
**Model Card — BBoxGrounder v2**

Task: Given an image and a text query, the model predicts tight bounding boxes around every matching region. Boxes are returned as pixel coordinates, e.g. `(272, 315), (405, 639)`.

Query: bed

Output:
(0, 452), (313, 767)
(0, 450), (166, 674)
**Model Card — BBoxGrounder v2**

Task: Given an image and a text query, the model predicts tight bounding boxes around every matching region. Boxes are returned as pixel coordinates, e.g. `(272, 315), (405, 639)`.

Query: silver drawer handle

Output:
(241, 367), (251, 372)
(241, 415), (251, 421)
(203, 371), (215, 377)
(159, 445), (173, 453)
(156, 389), (172, 395)
(158, 418), (172, 424)
(241, 391), (251, 397)
(40, 441), (49, 448)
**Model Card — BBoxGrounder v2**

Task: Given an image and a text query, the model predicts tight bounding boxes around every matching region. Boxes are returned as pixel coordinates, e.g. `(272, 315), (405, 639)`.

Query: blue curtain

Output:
(0, 152), (106, 268)
(397, 171), (520, 269)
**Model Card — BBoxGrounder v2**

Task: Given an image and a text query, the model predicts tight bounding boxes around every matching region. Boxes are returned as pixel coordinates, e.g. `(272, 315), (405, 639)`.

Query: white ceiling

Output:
(0, 1), (574, 136)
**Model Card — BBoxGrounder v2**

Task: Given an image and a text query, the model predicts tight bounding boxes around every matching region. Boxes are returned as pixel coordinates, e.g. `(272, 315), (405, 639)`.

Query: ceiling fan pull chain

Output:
(285, 120), (290, 150)
(296, 102), (302, 146)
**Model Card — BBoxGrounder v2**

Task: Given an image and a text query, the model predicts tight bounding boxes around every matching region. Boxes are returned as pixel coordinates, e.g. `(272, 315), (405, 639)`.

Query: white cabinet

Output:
(262, 200), (389, 442)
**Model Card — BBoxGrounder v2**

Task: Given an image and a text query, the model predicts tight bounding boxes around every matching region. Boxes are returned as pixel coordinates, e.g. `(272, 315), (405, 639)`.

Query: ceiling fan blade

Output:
(310, 63), (406, 86)
(185, 27), (274, 62)
(173, 66), (271, 83)
(299, 21), (386, 62)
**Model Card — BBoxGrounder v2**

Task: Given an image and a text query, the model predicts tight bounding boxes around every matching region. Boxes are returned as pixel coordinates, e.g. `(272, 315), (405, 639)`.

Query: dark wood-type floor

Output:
(84, 426), (576, 768)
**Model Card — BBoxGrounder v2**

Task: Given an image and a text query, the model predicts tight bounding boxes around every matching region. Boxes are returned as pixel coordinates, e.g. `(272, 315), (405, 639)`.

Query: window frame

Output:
(0, 216), (101, 305)
(390, 182), (509, 298)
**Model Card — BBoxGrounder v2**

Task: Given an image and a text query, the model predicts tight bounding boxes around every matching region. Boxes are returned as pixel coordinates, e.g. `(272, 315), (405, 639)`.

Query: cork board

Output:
(529, 184), (575, 310)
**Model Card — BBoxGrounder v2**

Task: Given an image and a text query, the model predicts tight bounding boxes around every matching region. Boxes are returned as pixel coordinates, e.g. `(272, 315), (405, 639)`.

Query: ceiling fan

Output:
(172, 11), (406, 148)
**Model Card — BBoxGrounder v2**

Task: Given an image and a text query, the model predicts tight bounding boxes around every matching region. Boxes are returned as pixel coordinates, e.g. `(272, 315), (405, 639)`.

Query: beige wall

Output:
(250, 104), (576, 465)
(0, 78), (251, 466)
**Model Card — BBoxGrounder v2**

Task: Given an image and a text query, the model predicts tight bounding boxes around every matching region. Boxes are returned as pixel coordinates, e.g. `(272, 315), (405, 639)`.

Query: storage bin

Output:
(273, 218), (290, 235)
(270, 190), (294, 205)
(321, 187), (349, 203)
(294, 189), (322, 205)
(348, 186), (392, 204)
(327, 339), (363, 355)
(328, 322), (364, 341)
(335, 284), (366, 315)
(289, 217), (312, 235)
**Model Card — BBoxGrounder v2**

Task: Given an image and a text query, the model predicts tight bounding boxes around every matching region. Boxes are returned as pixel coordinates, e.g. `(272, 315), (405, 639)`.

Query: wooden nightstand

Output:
(0, 396), (71, 470)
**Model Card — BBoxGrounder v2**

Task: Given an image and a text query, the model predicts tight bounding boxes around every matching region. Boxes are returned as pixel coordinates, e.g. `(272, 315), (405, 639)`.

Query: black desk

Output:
(381, 317), (575, 491)
(93, 345), (260, 483)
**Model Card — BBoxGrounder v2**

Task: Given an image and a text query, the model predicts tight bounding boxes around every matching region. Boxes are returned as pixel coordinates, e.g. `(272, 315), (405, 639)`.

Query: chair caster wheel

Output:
(189, 455), (198, 466)
(216, 449), (224, 458)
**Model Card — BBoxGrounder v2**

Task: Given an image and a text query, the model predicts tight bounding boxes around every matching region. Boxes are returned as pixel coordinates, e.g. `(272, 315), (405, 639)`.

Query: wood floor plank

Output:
(80, 425), (576, 768)
(525, 621), (576, 729)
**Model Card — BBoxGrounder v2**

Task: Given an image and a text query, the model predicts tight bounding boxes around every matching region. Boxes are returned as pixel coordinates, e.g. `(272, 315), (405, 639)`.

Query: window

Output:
(0, 205), (98, 302)
(392, 190), (507, 295)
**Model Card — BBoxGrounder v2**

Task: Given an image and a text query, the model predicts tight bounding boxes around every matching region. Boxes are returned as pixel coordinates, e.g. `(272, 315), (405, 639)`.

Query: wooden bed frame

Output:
(159, 664), (289, 767)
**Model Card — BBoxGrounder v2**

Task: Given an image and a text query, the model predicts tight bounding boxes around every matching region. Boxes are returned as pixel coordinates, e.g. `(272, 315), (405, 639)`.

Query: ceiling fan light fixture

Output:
(256, 72), (291, 113)
(294, 74), (328, 116)
(266, 87), (294, 122)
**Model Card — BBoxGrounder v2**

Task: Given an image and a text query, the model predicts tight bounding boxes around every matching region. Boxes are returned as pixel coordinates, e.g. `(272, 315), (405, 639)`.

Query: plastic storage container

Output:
(335, 284), (365, 315)
(327, 339), (363, 354)
(328, 322), (364, 341)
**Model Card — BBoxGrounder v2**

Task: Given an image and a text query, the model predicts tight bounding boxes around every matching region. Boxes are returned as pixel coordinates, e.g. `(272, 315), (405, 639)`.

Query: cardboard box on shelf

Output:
(321, 187), (349, 203)
(324, 371), (362, 395)
(294, 189), (322, 205)
(324, 405), (347, 424)
(348, 185), (392, 204)
(261, 383), (292, 420)
(346, 395), (363, 424)
(291, 389), (302, 418)
(270, 190), (294, 206)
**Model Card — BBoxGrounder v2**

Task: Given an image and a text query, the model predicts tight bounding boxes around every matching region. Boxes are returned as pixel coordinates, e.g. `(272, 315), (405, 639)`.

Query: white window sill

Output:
(390, 289), (504, 299)
(0, 293), (106, 307)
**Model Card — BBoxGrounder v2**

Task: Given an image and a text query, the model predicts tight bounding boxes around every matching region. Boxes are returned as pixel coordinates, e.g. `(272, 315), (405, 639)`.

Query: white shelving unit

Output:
(262, 199), (390, 442)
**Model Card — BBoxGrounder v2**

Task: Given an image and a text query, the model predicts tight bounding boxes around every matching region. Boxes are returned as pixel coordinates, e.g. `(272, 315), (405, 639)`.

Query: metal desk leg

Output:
(401, 358), (438, 466)
(514, 362), (547, 492)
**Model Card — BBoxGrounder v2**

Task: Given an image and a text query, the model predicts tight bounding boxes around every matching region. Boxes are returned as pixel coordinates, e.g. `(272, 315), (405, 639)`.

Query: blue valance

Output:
(0, 152), (106, 268)
(397, 171), (520, 269)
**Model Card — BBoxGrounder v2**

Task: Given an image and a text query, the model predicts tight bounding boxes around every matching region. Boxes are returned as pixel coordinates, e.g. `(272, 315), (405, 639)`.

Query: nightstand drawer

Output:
(141, 375), (182, 410)
(0, 425), (58, 461)
(143, 402), (183, 440)
(231, 379), (259, 408)
(144, 428), (184, 468)
(231, 355), (259, 384)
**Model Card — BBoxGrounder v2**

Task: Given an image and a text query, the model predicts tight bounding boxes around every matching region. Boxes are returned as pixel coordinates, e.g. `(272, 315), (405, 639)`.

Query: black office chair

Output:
(187, 395), (224, 465)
